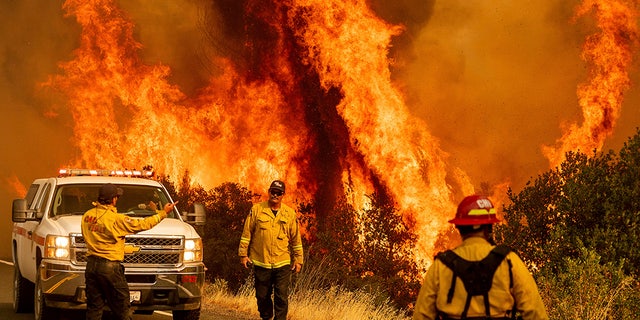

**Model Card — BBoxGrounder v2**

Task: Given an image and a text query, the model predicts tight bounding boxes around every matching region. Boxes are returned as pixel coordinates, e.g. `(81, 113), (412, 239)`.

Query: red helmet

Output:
(449, 195), (500, 225)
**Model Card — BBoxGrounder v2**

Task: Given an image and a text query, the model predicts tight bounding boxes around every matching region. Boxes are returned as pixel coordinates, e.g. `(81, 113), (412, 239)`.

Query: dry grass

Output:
(203, 259), (640, 320)
(288, 286), (409, 320)
(201, 278), (256, 318)
(202, 261), (411, 320)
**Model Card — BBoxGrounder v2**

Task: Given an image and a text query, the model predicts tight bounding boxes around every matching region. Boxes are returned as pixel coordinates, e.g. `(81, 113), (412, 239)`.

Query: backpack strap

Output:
(477, 245), (511, 318)
(435, 250), (459, 304)
(463, 294), (473, 319)
(492, 244), (512, 258)
(436, 250), (474, 318)
(436, 245), (512, 319)
(492, 245), (517, 319)
(507, 258), (516, 319)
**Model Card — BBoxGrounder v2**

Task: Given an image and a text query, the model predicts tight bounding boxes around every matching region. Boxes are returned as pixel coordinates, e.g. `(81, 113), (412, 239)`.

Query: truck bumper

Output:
(39, 260), (205, 311)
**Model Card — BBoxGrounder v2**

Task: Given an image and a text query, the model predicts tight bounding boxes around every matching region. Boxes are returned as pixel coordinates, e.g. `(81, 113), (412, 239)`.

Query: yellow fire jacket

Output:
(81, 203), (167, 262)
(413, 237), (549, 320)
(238, 201), (304, 269)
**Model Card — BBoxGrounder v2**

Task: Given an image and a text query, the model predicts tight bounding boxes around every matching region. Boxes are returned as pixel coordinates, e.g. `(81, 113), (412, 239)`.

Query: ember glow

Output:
(29, 0), (638, 262)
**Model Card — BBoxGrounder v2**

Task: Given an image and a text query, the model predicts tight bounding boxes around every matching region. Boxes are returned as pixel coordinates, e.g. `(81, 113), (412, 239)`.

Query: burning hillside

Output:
(42, 0), (472, 259)
(10, 0), (633, 261)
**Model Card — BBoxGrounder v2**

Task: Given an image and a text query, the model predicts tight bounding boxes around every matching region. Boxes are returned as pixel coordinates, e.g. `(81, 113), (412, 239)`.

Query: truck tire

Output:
(172, 308), (201, 320)
(34, 271), (59, 320)
(13, 264), (34, 313)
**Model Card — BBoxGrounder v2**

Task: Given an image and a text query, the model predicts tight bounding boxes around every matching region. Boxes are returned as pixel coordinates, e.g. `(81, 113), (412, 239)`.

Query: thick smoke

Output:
(0, 1), (75, 255)
(393, 0), (640, 191)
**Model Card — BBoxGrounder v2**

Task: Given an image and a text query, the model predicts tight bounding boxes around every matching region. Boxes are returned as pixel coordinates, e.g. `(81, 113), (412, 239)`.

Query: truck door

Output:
(18, 182), (51, 283)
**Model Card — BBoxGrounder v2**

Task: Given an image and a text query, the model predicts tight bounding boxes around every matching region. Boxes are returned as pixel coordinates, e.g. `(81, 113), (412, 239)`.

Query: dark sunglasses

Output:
(270, 190), (283, 197)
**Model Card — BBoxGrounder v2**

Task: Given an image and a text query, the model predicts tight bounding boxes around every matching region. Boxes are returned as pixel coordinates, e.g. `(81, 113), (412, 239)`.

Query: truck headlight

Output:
(183, 238), (202, 262)
(45, 235), (70, 260)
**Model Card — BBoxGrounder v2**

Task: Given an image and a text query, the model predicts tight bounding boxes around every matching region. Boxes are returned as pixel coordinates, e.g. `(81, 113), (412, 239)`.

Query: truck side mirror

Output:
(12, 199), (28, 223)
(183, 203), (206, 226)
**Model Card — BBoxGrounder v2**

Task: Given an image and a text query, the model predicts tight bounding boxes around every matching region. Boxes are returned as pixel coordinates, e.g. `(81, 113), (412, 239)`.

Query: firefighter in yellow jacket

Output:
(413, 195), (548, 320)
(81, 183), (176, 320)
(239, 180), (303, 320)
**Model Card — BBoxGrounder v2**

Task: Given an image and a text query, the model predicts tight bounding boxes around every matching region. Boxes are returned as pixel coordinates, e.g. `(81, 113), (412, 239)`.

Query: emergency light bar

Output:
(58, 168), (154, 178)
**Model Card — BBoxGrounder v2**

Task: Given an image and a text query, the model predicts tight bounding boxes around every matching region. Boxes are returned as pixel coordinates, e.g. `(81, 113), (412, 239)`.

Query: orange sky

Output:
(1, 0), (639, 259)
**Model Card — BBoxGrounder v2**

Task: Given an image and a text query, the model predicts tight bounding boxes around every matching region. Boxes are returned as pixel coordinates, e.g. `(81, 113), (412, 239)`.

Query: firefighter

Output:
(81, 183), (176, 320)
(413, 195), (548, 320)
(239, 180), (304, 320)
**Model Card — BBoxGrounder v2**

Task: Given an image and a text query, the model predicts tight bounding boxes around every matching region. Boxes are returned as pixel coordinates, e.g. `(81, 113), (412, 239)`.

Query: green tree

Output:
(495, 150), (618, 272)
(308, 192), (424, 308)
(496, 130), (640, 276)
(159, 175), (256, 292)
(537, 247), (640, 319)
(159, 170), (211, 214)
(201, 182), (256, 291)
(602, 130), (640, 275)
(494, 129), (640, 318)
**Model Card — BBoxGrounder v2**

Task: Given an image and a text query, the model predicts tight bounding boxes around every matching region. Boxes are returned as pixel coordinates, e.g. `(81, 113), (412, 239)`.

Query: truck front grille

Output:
(70, 234), (184, 267)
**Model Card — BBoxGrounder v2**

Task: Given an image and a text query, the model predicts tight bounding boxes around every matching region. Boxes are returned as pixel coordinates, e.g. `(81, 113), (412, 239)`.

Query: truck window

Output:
(117, 186), (175, 218)
(50, 184), (177, 219)
(31, 183), (52, 218)
(52, 186), (96, 217)
(25, 183), (41, 207)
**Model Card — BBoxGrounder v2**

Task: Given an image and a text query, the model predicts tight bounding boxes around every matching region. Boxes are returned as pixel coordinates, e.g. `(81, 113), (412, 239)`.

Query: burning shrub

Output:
(160, 174), (256, 292)
(305, 192), (425, 309)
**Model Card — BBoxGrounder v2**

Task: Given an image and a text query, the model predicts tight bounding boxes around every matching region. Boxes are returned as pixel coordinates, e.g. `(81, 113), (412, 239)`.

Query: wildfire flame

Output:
(48, 0), (312, 195)
(286, 0), (477, 256)
(41, 0), (637, 264)
(44, 0), (476, 262)
(543, 0), (638, 167)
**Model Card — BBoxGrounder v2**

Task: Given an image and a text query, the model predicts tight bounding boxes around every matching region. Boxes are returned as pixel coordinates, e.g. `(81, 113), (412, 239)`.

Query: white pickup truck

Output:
(11, 169), (206, 320)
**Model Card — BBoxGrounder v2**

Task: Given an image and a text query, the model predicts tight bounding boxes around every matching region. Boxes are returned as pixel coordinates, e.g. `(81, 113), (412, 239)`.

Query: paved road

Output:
(0, 259), (32, 320)
(0, 259), (172, 320)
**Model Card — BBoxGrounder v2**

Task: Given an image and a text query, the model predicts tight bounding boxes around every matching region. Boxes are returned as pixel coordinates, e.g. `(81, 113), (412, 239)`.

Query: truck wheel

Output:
(172, 308), (201, 320)
(13, 264), (34, 313)
(34, 271), (59, 320)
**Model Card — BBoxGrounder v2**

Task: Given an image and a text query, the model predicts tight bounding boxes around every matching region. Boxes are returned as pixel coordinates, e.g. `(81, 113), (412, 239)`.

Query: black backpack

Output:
(435, 245), (515, 319)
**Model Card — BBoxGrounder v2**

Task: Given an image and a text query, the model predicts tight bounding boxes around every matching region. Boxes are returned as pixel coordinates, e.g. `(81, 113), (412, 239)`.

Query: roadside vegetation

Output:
(200, 261), (409, 320)
(163, 129), (640, 319)
(493, 128), (640, 319)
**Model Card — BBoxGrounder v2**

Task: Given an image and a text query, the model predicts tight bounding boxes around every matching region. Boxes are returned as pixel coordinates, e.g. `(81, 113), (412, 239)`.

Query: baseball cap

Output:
(98, 183), (123, 202)
(269, 180), (285, 193)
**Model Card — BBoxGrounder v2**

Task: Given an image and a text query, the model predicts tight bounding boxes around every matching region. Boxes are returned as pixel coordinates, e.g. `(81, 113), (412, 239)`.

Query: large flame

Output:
(543, 0), (638, 167)
(45, 0), (475, 261)
(48, 0), (313, 196)
(286, 0), (479, 256)
(44, 0), (638, 263)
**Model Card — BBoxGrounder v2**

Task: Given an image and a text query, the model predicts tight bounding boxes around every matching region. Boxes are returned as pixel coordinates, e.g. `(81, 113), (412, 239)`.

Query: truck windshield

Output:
(51, 184), (177, 219)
